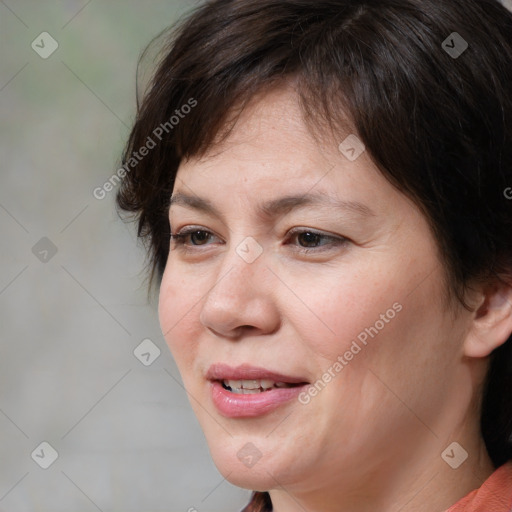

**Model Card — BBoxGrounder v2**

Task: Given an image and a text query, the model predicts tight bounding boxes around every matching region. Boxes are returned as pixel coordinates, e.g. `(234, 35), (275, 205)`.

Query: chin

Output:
(225, 471), (273, 492)
(205, 434), (300, 492)
(212, 455), (275, 491)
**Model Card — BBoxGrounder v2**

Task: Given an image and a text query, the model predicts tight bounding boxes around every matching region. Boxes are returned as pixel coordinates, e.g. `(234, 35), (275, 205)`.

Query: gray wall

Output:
(0, 1), (249, 511)
(1, 1), (511, 511)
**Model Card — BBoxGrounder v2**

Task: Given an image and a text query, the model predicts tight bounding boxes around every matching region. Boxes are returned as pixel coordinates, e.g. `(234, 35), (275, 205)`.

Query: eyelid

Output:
(286, 228), (348, 253)
(172, 225), (219, 236)
(287, 227), (344, 241)
(170, 226), (223, 243)
(170, 226), (342, 241)
(170, 225), (348, 254)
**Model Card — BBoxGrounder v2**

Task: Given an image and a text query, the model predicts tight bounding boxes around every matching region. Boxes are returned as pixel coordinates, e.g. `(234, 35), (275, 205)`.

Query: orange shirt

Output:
(446, 463), (512, 512)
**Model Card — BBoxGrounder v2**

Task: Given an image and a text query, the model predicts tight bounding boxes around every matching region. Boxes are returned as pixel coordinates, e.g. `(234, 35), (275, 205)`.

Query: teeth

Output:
(260, 379), (275, 389)
(223, 379), (294, 393)
(240, 388), (261, 394)
(241, 379), (261, 390)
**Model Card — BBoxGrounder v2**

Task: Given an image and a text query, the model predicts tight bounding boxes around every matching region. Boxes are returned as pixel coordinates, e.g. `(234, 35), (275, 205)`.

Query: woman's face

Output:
(158, 86), (474, 495)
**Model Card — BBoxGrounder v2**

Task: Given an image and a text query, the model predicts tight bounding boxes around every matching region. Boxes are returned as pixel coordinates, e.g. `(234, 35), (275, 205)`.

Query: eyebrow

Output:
(169, 191), (375, 221)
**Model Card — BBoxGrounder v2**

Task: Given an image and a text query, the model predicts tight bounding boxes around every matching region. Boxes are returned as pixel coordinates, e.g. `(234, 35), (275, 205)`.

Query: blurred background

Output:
(0, 1), (250, 511)
(1, 1), (512, 511)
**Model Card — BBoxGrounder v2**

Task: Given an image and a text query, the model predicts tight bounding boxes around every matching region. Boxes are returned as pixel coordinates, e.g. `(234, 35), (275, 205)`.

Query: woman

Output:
(116, 0), (512, 510)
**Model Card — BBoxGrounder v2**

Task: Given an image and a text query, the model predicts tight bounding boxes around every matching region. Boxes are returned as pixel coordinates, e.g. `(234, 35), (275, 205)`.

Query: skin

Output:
(158, 85), (512, 512)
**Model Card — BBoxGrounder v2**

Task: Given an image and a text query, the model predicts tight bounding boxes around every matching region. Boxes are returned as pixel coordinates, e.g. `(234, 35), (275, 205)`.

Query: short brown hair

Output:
(117, 1), (512, 506)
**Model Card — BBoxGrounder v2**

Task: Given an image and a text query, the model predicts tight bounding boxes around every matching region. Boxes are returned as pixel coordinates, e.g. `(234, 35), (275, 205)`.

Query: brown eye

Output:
(189, 230), (212, 245)
(170, 229), (218, 247)
(297, 232), (323, 248)
(287, 228), (348, 254)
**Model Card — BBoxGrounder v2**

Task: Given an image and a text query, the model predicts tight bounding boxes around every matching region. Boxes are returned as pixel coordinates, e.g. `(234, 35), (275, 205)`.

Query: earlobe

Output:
(464, 280), (512, 358)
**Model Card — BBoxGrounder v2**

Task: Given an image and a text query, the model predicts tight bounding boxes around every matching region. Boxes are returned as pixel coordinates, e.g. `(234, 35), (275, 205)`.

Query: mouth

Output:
(220, 379), (303, 394)
(206, 363), (310, 417)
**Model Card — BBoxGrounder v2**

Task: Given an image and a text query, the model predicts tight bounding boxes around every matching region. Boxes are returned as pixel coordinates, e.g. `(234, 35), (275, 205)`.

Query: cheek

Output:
(315, 263), (456, 424)
(158, 264), (203, 362)
(283, 252), (450, 401)
(279, 263), (402, 362)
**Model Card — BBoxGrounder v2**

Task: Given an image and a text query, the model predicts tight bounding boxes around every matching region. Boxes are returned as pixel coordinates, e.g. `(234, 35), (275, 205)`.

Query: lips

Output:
(206, 363), (310, 417)
(206, 363), (309, 384)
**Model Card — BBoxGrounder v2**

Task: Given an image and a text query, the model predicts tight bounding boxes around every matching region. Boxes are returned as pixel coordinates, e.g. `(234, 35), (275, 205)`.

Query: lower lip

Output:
(210, 381), (307, 418)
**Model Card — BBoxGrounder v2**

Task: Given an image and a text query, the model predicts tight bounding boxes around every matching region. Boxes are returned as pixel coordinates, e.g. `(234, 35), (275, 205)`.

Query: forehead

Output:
(177, 87), (351, 185)
(173, 86), (408, 221)
(193, 86), (325, 164)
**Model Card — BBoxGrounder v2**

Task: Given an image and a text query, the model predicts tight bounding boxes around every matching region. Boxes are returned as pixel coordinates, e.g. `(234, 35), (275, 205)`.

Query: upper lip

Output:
(206, 363), (309, 384)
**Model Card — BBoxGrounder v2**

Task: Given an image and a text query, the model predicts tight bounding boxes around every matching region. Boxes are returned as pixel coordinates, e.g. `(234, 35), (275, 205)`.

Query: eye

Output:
(170, 226), (347, 255)
(287, 228), (347, 253)
(170, 228), (220, 247)
(295, 231), (326, 248)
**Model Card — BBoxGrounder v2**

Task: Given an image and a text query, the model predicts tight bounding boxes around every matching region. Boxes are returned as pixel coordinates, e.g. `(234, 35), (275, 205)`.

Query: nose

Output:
(199, 245), (280, 339)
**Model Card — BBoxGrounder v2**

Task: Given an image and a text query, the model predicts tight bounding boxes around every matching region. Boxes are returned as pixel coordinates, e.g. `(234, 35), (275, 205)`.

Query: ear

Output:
(464, 279), (512, 358)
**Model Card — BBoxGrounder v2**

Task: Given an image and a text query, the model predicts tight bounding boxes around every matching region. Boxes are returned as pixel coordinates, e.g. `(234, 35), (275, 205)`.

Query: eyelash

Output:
(170, 227), (347, 254)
